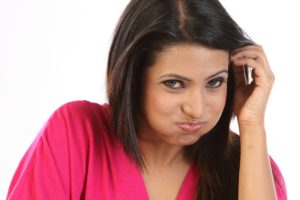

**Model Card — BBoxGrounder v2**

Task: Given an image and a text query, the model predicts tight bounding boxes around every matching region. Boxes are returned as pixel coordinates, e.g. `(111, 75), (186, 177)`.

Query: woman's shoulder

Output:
(270, 157), (288, 200)
(50, 100), (111, 127)
(54, 100), (109, 118)
(45, 100), (115, 141)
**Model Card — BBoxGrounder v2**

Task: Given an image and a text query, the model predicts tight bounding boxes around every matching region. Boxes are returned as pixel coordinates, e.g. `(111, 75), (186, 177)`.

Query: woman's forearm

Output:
(238, 123), (277, 200)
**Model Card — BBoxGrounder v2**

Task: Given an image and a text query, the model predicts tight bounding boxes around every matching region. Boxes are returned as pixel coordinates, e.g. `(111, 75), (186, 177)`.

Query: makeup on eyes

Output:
(206, 77), (227, 88)
(159, 71), (228, 89)
(162, 79), (184, 89)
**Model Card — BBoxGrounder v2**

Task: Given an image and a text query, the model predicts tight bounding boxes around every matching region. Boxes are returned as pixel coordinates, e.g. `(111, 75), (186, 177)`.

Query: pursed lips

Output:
(177, 121), (207, 132)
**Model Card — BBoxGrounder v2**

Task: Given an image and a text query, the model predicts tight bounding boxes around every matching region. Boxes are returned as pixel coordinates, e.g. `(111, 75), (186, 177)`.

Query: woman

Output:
(7, 0), (287, 199)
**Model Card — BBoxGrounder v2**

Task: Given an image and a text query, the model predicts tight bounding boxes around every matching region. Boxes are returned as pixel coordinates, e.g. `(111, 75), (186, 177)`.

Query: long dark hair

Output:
(106, 0), (283, 199)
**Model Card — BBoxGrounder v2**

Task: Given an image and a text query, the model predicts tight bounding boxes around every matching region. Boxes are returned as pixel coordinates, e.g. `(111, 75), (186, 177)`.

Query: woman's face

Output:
(138, 43), (229, 146)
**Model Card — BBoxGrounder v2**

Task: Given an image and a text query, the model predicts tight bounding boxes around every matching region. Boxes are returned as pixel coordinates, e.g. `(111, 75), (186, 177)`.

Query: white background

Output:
(0, 0), (299, 199)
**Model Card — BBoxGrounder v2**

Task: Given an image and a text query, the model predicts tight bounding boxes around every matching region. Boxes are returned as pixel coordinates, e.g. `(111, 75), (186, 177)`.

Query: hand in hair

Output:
(231, 44), (274, 126)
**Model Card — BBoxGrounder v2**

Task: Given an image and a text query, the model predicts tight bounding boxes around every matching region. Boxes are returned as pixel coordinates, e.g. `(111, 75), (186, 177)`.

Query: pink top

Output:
(7, 101), (287, 199)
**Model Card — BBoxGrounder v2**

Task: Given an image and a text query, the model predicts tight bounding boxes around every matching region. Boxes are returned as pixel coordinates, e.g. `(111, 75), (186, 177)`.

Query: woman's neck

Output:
(138, 136), (188, 170)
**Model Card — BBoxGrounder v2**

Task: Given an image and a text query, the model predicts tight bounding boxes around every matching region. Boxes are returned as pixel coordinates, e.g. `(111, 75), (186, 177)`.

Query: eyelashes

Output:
(162, 80), (184, 89)
(206, 77), (226, 88)
(162, 77), (227, 90)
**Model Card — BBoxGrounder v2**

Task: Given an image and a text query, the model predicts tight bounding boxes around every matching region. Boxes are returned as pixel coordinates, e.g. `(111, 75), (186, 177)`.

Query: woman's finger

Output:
(231, 44), (263, 55)
(232, 57), (274, 88)
(232, 45), (269, 66)
(231, 50), (260, 62)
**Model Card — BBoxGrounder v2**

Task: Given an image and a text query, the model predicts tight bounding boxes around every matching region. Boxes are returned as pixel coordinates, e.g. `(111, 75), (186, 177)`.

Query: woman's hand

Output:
(231, 45), (275, 126)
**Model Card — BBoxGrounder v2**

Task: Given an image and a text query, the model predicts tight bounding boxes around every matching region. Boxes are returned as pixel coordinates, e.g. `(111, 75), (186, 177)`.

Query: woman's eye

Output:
(163, 80), (184, 89)
(207, 77), (225, 88)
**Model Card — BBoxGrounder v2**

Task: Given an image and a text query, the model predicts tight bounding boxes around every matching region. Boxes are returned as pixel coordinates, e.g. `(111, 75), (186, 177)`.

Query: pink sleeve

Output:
(6, 101), (92, 200)
(270, 157), (287, 200)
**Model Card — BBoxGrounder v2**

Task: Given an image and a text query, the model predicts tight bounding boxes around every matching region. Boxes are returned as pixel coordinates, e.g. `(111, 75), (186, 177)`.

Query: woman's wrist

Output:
(238, 122), (268, 152)
(237, 115), (265, 129)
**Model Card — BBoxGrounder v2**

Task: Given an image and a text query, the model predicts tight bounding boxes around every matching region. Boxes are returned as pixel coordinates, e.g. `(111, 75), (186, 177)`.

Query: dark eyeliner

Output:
(207, 77), (226, 88)
(162, 79), (184, 89)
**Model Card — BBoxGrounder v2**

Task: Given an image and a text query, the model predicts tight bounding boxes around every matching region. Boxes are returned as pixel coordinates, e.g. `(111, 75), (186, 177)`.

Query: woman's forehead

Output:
(151, 44), (229, 69)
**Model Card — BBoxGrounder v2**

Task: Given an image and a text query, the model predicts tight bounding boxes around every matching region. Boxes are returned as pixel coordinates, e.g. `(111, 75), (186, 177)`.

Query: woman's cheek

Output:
(154, 92), (181, 115)
(209, 91), (227, 122)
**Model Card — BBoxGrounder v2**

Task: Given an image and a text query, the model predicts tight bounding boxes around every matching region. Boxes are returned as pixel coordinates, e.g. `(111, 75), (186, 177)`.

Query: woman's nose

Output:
(181, 90), (205, 120)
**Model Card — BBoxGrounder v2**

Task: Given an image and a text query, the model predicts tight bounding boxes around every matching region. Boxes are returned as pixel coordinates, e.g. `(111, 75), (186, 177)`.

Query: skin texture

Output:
(137, 43), (230, 199)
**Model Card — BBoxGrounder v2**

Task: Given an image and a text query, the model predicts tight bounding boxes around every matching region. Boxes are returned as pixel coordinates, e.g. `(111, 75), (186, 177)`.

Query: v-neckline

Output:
(136, 162), (198, 200)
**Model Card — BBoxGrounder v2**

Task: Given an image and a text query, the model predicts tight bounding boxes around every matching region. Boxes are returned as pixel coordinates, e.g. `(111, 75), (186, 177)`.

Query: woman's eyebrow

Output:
(158, 69), (228, 81)
(206, 69), (228, 80)
(158, 74), (191, 82)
